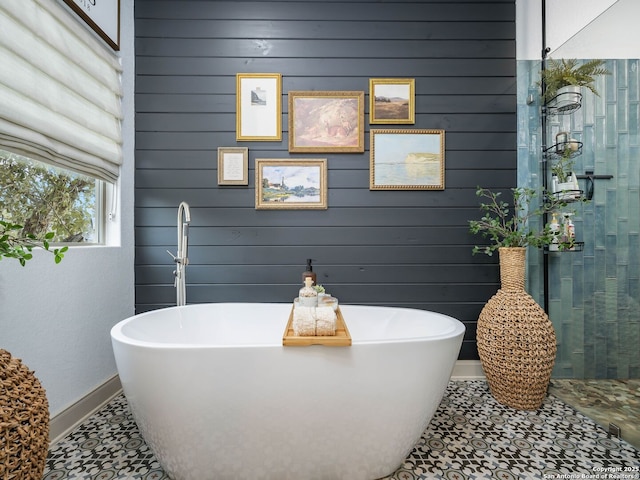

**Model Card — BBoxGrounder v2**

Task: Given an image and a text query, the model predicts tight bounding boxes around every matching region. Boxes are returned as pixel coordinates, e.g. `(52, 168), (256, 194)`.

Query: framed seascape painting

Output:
(217, 147), (248, 185)
(236, 73), (282, 141)
(370, 129), (445, 190)
(369, 78), (415, 124)
(255, 158), (327, 210)
(288, 91), (365, 153)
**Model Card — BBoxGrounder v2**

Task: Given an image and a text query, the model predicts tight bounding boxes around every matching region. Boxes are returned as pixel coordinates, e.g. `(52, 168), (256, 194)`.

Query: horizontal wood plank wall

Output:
(134, 0), (517, 360)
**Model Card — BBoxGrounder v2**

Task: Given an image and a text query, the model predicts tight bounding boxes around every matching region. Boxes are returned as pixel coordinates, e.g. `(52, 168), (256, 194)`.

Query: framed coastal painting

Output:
(370, 129), (445, 190)
(236, 73), (282, 141)
(255, 158), (327, 210)
(288, 91), (365, 153)
(369, 78), (415, 124)
(217, 147), (248, 185)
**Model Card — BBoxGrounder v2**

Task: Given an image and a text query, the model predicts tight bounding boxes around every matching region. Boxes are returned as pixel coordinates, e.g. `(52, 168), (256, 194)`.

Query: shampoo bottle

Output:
(302, 258), (317, 285)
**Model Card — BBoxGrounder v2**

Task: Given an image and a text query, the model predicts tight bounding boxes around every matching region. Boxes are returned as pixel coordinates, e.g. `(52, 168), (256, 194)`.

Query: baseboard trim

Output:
(451, 360), (485, 379)
(50, 375), (122, 445)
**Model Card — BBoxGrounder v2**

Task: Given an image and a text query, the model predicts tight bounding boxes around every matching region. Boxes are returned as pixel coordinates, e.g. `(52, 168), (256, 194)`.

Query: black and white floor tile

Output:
(45, 381), (640, 480)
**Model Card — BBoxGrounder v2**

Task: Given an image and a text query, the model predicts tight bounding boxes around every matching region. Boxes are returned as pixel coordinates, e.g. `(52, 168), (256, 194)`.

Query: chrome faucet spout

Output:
(174, 201), (191, 306)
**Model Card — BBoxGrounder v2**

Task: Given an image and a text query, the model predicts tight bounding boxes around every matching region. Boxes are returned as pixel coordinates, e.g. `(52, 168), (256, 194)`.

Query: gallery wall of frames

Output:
(134, 0), (517, 359)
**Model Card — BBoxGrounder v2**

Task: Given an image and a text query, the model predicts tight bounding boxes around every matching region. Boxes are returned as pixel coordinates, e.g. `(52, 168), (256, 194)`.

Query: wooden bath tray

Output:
(282, 307), (352, 346)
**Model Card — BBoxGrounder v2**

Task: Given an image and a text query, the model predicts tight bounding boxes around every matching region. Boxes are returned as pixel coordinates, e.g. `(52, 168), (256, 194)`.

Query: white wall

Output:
(0, 0), (135, 417)
(517, 0), (639, 60)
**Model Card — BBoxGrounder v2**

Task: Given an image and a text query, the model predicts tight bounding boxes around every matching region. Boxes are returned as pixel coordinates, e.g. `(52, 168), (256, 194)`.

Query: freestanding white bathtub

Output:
(111, 303), (465, 480)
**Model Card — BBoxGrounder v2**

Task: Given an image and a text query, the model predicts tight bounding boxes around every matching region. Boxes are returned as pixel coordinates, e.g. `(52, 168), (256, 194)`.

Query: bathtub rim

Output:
(111, 302), (466, 349)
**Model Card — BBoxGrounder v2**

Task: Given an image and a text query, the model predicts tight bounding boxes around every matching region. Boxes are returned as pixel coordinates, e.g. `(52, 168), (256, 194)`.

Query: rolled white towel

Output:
(315, 306), (336, 336)
(293, 306), (316, 336)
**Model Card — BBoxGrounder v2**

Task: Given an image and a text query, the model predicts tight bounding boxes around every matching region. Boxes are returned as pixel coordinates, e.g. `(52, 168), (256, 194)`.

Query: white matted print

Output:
(236, 73), (282, 141)
(218, 147), (248, 185)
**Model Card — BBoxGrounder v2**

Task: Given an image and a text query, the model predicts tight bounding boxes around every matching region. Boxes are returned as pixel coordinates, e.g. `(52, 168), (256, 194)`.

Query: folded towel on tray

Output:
(292, 306), (337, 336)
(315, 306), (336, 336)
(293, 306), (316, 336)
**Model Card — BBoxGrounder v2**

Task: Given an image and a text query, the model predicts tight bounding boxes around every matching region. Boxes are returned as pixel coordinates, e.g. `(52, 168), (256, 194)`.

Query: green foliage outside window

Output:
(0, 150), (96, 244)
(0, 149), (101, 265)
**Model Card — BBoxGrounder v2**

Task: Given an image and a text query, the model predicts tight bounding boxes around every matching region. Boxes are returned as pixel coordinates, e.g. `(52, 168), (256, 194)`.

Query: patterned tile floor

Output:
(45, 381), (640, 480)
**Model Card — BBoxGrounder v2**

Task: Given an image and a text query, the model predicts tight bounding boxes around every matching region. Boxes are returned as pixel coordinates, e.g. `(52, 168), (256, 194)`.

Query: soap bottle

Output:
(298, 277), (318, 307)
(549, 213), (560, 251)
(302, 258), (317, 285)
(566, 214), (575, 250)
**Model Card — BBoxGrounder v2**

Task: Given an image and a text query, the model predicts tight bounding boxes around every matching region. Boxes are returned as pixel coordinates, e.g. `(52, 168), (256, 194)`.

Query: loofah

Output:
(0, 349), (50, 480)
(476, 248), (557, 410)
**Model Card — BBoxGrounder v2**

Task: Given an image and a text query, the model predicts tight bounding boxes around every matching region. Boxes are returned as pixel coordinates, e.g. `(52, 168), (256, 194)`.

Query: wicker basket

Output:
(477, 247), (557, 410)
(1, 349), (50, 480)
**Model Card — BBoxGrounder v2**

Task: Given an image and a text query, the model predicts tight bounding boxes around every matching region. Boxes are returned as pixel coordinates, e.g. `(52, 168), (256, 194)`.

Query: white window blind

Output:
(0, 0), (123, 183)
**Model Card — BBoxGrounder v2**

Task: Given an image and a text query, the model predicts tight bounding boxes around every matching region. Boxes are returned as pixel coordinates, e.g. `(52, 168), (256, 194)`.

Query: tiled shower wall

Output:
(518, 59), (640, 379)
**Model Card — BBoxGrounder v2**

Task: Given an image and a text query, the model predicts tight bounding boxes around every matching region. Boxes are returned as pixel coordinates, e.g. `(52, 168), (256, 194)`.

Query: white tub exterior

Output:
(111, 303), (465, 480)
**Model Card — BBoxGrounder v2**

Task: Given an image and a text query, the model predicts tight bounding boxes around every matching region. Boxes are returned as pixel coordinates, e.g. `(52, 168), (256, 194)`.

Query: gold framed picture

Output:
(255, 158), (328, 210)
(370, 129), (445, 190)
(217, 147), (248, 185)
(288, 91), (365, 153)
(236, 73), (282, 141)
(369, 78), (415, 124)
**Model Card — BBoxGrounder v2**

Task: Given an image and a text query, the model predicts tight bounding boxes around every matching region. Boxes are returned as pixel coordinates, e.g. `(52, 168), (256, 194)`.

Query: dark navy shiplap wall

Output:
(134, 0), (517, 359)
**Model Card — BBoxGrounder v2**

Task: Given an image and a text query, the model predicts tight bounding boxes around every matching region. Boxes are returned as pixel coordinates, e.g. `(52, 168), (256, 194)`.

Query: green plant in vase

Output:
(468, 186), (573, 255)
(539, 58), (609, 104)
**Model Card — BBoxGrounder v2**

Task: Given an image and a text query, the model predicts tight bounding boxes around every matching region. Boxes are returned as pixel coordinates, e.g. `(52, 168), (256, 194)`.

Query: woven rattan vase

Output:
(477, 247), (557, 410)
(0, 349), (50, 480)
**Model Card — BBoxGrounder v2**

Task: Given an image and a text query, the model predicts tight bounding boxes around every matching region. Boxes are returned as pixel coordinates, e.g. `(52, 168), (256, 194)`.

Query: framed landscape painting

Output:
(369, 78), (415, 124)
(288, 91), (365, 153)
(255, 158), (327, 210)
(370, 129), (445, 190)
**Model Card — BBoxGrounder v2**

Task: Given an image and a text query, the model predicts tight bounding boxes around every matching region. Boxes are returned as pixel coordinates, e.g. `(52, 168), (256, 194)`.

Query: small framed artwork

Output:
(255, 158), (328, 210)
(218, 147), (248, 185)
(236, 73), (282, 141)
(370, 129), (445, 190)
(63, 0), (120, 51)
(288, 91), (365, 153)
(369, 78), (415, 124)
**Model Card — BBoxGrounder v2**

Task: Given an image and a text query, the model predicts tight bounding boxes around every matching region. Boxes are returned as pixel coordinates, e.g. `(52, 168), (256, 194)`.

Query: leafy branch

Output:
(0, 220), (68, 266)
(469, 187), (572, 256)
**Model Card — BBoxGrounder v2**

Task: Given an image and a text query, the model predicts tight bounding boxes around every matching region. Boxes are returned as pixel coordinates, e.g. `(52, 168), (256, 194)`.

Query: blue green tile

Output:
(629, 60), (639, 102)
(617, 89), (628, 131)
(594, 247), (606, 293)
(606, 189), (617, 234)
(521, 59), (640, 379)
(583, 343), (596, 378)
(629, 103), (639, 145)
(606, 104), (617, 146)
(629, 234), (640, 277)
(606, 234), (617, 277)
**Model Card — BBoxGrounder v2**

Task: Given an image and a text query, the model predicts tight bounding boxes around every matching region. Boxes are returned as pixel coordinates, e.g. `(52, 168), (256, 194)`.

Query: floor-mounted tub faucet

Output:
(167, 201), (191, 306)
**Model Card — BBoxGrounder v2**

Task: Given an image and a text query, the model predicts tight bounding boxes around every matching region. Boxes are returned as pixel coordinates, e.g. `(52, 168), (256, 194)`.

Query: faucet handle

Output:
(166, 250), (178, 263)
